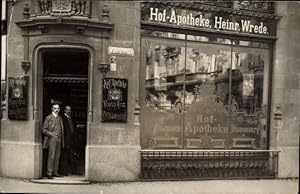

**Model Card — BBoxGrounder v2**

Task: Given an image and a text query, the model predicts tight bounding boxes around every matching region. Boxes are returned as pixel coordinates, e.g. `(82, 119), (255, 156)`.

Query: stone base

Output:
(31, 175), (90, 185)
(277, 146), (299, 178)
(0, 141), (42, 179)
(86, 145), (141, 182)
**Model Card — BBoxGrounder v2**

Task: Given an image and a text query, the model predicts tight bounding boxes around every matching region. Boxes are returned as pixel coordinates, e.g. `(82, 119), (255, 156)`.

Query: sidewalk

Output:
(0, 177), (298, 194)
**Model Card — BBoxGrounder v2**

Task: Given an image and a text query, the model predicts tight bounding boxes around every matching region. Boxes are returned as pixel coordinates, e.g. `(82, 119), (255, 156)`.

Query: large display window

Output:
(140, 30), (270, 150)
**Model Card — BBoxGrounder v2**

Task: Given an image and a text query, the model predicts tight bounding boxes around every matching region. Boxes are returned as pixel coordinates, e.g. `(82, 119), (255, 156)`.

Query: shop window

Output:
(230, 47), (269, 149)
(141, 38), (186, 149)
(183, 42), (231, 149)
(141, 31), (270, 150)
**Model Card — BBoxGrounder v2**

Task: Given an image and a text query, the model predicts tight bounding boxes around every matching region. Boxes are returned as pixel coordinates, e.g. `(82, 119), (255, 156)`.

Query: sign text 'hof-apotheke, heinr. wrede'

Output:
(148, 8), (269, 35)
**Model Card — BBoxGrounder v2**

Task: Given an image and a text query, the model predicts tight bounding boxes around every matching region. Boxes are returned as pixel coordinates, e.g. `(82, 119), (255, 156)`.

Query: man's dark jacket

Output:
(61, 114), (74, 149)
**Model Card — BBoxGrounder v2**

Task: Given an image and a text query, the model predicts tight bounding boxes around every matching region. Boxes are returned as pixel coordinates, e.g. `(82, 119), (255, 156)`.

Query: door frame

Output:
(33, 43), (94, 178)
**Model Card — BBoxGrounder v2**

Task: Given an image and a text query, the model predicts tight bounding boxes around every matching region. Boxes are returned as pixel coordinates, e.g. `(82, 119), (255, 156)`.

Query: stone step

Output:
(31, 175), (90, 185)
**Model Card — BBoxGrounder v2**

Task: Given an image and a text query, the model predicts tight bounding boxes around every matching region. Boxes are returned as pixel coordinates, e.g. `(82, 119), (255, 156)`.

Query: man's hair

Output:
(65, 105), (71, 109)
(52, 103), (60, 108)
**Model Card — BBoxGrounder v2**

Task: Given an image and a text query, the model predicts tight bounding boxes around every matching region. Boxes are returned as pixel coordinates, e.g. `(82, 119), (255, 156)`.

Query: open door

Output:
(41, 49), (89, 177)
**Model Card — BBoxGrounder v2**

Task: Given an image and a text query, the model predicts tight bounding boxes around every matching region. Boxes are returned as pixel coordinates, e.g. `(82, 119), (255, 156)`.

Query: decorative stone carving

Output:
(98, 63), (110, 76)
(51, 0), (72, 15)
(74, 0), (86, 15)
(134, 97), (141, 125)
(21, 61), (31, 74)
(75, 25), (85, 34)
(195, 0), (233, 8)
(38, 25), (48, 33)
(39, 0), (88, 16)
(102, 5), (110, 23)
(40, 0), (50, 14)
(23, 4), (30, 19)
(238, 0), (274, 13)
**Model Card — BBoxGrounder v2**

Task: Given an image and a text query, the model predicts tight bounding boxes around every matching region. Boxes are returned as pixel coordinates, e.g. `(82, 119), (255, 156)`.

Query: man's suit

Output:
(59, 113), (74, 175)
(42, 113), (64, 176)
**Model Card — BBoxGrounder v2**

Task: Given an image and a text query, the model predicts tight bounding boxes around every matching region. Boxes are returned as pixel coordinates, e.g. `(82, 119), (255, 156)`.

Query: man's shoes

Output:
(46, 175), (53, 179)
(53, 174), (64, 177)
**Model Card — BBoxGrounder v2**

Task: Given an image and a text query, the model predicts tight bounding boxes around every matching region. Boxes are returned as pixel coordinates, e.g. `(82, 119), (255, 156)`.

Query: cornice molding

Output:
(16, 16), (114, 32)
(142, 2), (279, 20)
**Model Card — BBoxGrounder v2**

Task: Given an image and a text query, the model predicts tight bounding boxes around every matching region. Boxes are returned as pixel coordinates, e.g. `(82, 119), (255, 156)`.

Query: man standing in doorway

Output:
(42, 104), (64, 179)
(60, 105), (74, 176)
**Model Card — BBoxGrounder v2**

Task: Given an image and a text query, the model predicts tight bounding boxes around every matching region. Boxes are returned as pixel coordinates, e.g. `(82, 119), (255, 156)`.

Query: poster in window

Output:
(102, 78), (128, 123)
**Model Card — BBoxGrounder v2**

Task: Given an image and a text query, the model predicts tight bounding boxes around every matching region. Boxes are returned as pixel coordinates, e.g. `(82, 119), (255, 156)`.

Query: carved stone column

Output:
(21, 4), (31, 75)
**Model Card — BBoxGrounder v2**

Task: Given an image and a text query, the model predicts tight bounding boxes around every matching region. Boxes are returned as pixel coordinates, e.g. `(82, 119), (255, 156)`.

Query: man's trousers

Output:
(59, 148), (72, 175)
(47, 136), (61, 176)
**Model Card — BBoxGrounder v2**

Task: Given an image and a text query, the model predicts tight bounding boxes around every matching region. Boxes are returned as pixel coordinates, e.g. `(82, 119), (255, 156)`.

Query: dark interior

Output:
(43, 49), (89, 77)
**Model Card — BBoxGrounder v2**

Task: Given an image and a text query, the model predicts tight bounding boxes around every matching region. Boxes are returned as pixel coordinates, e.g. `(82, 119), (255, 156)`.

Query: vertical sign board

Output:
(102, 78), (128, 123)
(8, 76), (28, 120)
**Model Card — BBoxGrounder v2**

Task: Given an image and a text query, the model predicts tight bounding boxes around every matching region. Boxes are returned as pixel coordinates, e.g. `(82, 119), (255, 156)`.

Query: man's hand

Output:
(50, 132), (58, 139)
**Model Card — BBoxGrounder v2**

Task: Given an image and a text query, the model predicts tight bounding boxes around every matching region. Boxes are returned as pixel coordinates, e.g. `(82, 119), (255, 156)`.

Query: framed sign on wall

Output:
(102, 78), (128, 123)
(8, 76), (29, 120)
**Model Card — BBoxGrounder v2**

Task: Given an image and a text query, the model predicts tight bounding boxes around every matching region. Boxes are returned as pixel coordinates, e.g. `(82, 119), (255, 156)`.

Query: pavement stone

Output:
(0, 177), (298, 194)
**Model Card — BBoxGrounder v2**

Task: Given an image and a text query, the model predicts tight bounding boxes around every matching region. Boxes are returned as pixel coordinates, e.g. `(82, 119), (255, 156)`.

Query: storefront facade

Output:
(0, 0), (141, 182)
(0, 1), (299, 181)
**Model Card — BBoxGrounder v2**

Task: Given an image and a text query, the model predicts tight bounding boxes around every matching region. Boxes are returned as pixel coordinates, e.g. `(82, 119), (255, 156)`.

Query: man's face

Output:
(65, 106), (71, 115)
(52, 105), (60, 114)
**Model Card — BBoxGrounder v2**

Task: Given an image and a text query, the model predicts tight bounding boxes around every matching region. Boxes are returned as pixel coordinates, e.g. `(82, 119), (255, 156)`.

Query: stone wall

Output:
(85, 1), (141, 182)
(0, 0), (40, 178)
(271, 1), (300, 178)
(0, 1), (141, 181)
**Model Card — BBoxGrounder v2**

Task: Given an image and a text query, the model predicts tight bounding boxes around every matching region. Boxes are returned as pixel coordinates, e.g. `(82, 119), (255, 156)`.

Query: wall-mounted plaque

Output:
(102, 78), (128, 123)
(8, 76), (28, 120)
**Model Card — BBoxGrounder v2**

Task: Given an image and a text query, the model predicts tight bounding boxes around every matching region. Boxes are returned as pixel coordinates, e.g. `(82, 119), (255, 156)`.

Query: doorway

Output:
(41, 49), (89, 177)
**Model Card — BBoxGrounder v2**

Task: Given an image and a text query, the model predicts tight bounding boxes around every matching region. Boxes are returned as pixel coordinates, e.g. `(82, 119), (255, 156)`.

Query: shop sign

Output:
(108, 46), (134, 56)
(8, 76), (28, 120)
(102, 78), (128, 123)
(142, 6), (276, 36)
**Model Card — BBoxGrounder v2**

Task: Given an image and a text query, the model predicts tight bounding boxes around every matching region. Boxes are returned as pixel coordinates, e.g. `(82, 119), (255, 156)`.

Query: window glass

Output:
(187, 35), (209, 42)
(187, 35), (232, 45)
(184, 42), (231, 149)
(230, 47), (269, 149)
(141, 38), (186, 149)
(233, 40), (269, 49)
(140, 30), (271, 150)
(141, 30), (186, 40)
